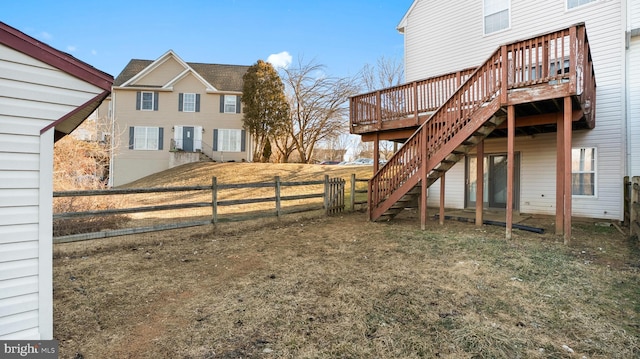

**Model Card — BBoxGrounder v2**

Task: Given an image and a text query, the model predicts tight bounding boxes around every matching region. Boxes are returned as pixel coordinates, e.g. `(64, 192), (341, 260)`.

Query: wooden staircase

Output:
(376, 112), (507, 221)
(356, 24), (596, 223)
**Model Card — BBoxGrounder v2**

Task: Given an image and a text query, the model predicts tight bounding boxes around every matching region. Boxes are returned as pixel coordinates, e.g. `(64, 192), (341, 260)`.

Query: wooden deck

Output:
(349, 23), (596, 244)
(351, 24), (595, 141)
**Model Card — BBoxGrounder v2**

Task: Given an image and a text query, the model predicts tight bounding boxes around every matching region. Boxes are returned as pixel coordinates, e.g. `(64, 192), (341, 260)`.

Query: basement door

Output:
(465, 153), (520, 210)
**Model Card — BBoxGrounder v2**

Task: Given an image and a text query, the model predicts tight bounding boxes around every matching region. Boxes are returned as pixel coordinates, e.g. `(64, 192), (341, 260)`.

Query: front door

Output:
(466, 153), (519, 209)
(183, 126), (194, 152)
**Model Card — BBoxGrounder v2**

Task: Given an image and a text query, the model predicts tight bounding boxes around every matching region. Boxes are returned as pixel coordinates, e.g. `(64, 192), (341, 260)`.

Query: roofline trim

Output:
(40, 90), (111, 135)
(0, 21), (113, 90)
(164, 68), (218, 92)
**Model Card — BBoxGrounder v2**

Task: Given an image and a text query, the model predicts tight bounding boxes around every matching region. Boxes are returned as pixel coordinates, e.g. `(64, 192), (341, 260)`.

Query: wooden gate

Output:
(325, 176), (345, 215)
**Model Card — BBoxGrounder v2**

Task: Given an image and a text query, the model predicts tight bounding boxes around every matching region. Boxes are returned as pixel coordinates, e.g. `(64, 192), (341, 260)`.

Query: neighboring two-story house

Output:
(350, 0), (638, 240)
(108, 50), (250, 186)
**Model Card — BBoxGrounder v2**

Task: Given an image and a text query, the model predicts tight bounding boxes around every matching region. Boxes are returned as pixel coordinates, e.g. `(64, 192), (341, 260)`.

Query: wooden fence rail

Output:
(53, 174), (368, 243)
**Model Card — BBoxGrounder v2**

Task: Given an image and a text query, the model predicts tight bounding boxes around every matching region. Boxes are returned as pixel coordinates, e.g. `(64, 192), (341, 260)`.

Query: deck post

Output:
(506, 105), (515, 240)
(376, 90), (382, 130)
(500, 45), (509, 105)
(476, 140), (484, 227)
(563, 96), (573, 244)
(373, 133), (380, 174)
(556, 112), (565, 235)
(439, 174), (445, 225)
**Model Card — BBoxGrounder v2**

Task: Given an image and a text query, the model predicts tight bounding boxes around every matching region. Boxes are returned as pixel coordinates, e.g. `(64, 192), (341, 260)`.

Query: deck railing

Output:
(350, 68), (475, 131)
(364, 23), (594, 218)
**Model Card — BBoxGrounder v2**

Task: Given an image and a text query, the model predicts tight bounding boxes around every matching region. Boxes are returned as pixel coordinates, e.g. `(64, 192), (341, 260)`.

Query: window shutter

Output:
(153, 91), (159, 111)
(129, 127), (134, 149)
(236, 96), (241, 113)
(219, 95), (225, 113)
(213, 129), (218, 151)
(195, 94), (201, 112)
(136, 92), (141, 110)
(158, 127), (164, 150)
(178, 93), (183, 112)
(241, 130), (246, 152)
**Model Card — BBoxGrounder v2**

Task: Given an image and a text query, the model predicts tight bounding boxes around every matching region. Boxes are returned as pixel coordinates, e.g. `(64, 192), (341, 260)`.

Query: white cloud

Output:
(67, 45), (77, 52)
(91, 49), (98, 55)
(40, 31), (52, 40)
(267, 51), (292, 70)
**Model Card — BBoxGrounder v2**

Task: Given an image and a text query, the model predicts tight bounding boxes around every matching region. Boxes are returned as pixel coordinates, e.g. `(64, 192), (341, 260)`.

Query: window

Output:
(179, 93), (200, 112)
(572, 147), (596, 196)
(183, 93), (196, 112)
(220, 95), (240, 113)
(213, 129), (245, 152)
(136, 91), (158, 111)
(129, 126), (163, 150)
(484, 0), (510, 35)
(567, 0), (595, 10)
(225, 95), (237, 113)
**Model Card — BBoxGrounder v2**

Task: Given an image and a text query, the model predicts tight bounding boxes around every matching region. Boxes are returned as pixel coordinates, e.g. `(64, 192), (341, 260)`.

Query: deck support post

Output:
(563, 96), (573, 244)
(506, 105), (515, 240)
(476, 140), (484, 227)
(439, 174), (445, 225)
(373, 133), (380, 174)
(556, 113), (565, 235)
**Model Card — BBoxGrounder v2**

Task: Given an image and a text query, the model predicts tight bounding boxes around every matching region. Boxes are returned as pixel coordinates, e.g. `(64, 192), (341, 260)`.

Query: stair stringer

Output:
(370, 97), (505, 222)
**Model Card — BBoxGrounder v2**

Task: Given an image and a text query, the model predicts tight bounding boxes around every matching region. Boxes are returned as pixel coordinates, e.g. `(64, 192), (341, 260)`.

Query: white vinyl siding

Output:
(402, 0), (624, 220)
(0, 43), (104, 339)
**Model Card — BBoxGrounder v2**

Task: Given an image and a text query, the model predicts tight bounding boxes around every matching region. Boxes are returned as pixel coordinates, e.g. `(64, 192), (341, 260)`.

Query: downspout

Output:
(624, 0), (632, 224)
(108, 89), (115, 188)
(625, 0), (631, 180)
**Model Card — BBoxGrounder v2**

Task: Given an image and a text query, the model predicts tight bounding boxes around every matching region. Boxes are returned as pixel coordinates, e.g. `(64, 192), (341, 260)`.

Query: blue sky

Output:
(2, 0), (413, 79)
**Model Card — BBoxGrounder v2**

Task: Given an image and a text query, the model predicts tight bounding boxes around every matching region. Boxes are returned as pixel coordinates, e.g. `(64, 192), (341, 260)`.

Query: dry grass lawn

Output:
(53, 163), (640, 358)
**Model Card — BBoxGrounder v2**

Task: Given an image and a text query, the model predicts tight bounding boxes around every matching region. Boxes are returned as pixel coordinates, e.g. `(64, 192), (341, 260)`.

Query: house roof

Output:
(114, 58), (250, 92)
(397, 0), (419, 33)
(0, 21), (113, 141)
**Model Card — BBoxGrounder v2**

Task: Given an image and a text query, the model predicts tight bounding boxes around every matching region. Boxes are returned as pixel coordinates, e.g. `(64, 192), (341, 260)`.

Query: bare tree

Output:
(360, 55), (404, 92)
(359, 56), (405, 159)
(279, 59), (359, 163)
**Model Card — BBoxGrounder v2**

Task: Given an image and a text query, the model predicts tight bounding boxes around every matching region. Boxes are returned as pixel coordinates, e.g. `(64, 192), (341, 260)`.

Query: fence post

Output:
(624, 176), (630, 228)
(212, 176), (218, 224)
(632, 177), (640, 238)
(350, 173), (356, 211)
(275, 176), (282, 217)
(323, 175), (329, 211)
